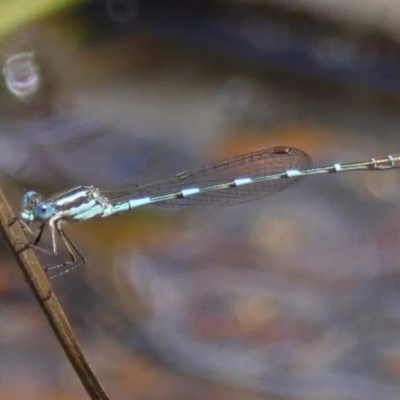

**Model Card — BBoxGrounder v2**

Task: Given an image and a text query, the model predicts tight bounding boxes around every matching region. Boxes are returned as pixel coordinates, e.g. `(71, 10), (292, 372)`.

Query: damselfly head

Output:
(33, 201), (55, 221)
(21, 190), (42, 222)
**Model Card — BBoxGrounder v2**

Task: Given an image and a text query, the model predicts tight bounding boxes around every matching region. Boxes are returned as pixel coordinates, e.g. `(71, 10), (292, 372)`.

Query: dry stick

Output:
(0, 187), (109, 400)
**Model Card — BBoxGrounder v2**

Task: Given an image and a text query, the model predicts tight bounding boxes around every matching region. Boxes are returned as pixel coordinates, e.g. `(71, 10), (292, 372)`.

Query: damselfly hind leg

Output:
(44, 223), (86, 279)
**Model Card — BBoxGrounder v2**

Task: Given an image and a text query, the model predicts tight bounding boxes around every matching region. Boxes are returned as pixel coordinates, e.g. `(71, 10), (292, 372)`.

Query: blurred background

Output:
(3, 0), (400, 399)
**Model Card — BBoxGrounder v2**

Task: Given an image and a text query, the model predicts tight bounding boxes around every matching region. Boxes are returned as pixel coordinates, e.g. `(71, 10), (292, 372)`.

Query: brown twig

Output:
(0, 187), (109, 400)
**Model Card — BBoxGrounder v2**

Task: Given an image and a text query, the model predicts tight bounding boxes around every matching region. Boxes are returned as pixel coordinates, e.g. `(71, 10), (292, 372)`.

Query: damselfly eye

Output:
(34, 202), (54, 221)
(22, 190), (40, 206)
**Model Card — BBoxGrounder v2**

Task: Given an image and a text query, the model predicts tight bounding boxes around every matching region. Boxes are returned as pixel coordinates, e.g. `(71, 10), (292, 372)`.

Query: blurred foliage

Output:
(0, 0), (86, 40)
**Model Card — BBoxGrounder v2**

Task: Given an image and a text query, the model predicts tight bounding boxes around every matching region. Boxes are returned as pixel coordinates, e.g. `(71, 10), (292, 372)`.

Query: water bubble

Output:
(106, 0), (138, 24)
(2, 51), (40, 100)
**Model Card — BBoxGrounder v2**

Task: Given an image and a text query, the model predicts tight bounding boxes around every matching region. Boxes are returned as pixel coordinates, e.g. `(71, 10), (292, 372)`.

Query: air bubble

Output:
(2, 51), (40, 99)
(106, 0), (138, 24)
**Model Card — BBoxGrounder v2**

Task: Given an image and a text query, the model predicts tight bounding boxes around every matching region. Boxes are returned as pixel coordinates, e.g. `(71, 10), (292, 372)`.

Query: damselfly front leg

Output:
(17, 217), (86, 277)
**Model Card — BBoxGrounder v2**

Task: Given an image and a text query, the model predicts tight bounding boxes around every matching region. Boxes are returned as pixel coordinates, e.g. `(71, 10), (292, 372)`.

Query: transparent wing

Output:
(101, 146), (312, 208)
